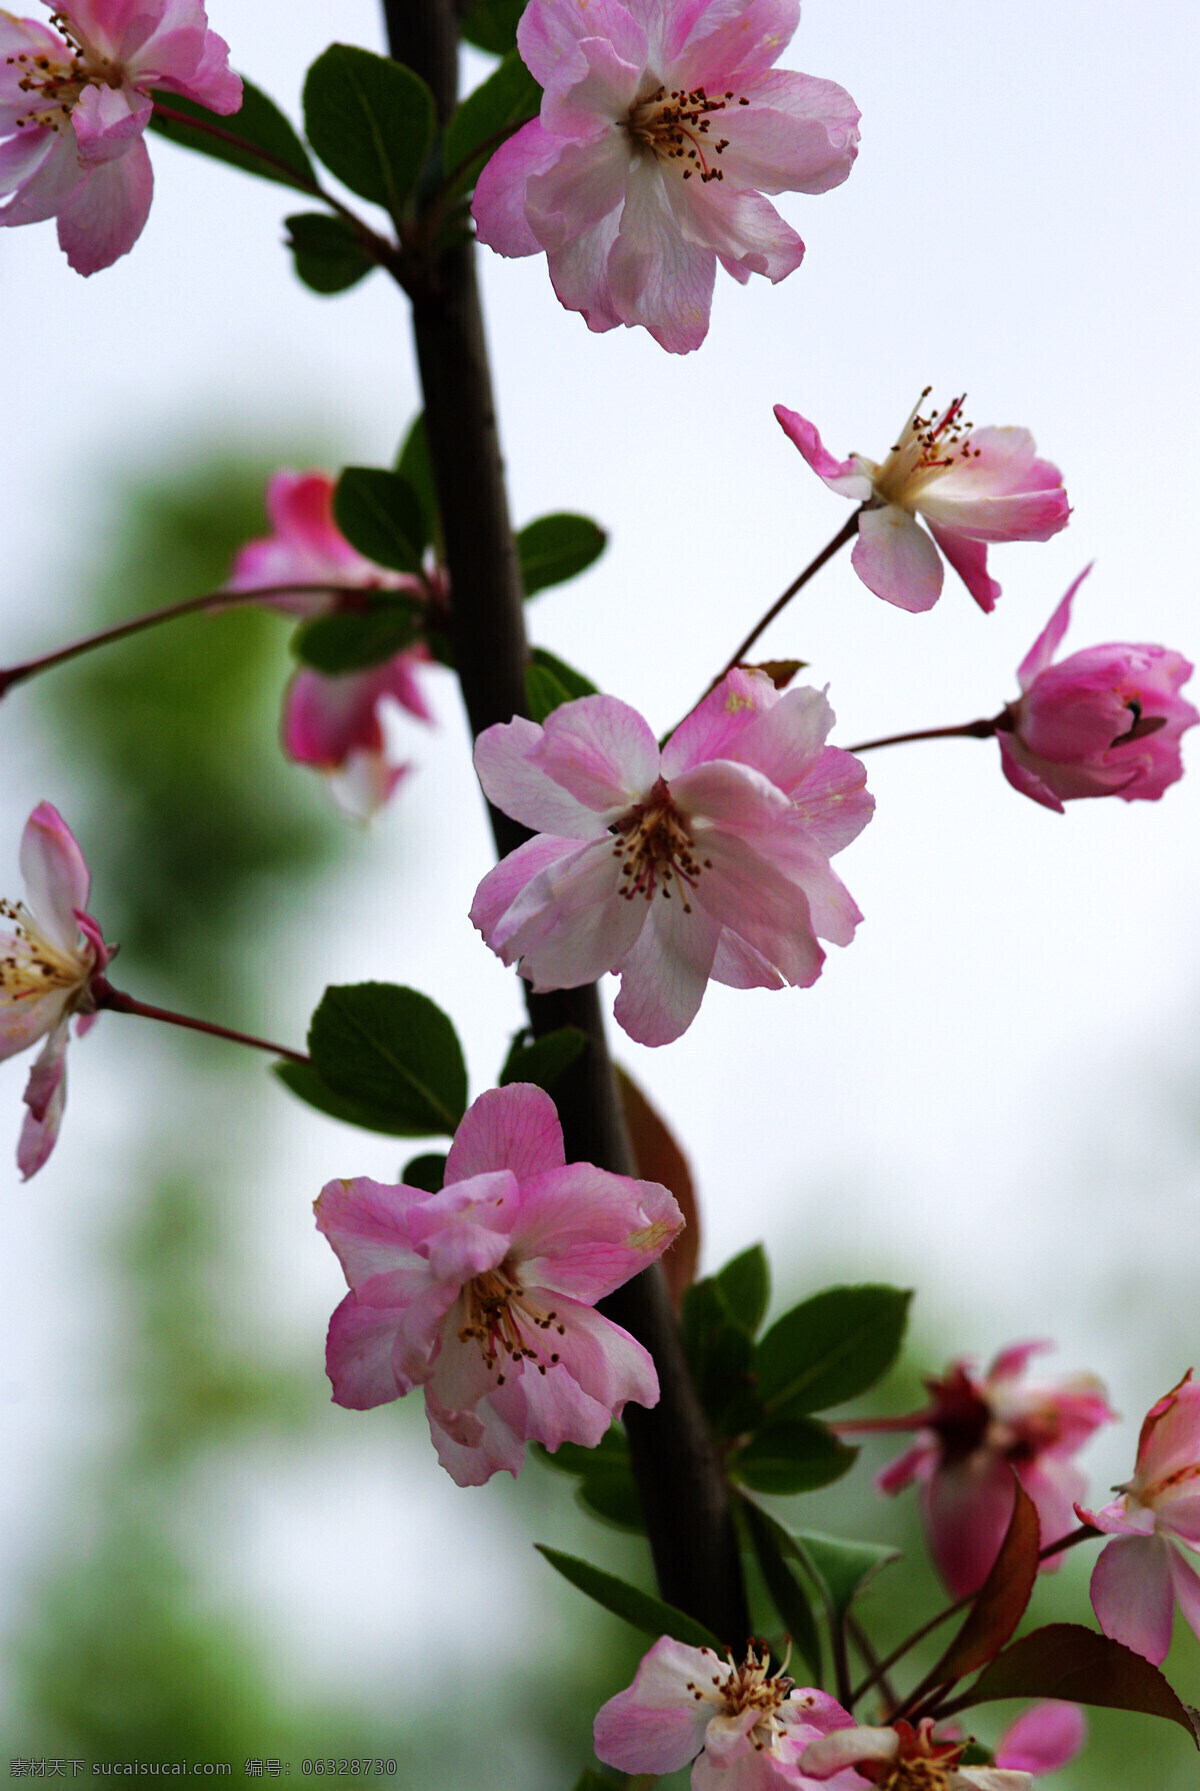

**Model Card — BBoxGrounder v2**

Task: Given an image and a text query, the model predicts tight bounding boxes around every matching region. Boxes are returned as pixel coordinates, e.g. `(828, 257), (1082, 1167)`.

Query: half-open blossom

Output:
(1077, 1369), (1200, 1665)
(875, 1341), (1114, 1597)
(996, 568), (1197, 813)
(470, 668), (873, 1047)
(1, 803), (109, 1176)
(227, 470), (439, 816)
(315, 1082), (682, 1486)
(473, 0), (859, 353)
(594, 1637), (861, 1790)
(775, 393), (1069, 613)
(801, 1719), (1032, 1789)
(0, 0), (240, 274)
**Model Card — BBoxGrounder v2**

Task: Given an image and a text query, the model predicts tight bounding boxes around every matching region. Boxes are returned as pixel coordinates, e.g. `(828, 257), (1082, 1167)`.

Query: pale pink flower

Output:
(472, 0), (859, 353)
(994, 1704), (1086, 1778)
(315, 1082), (682, 1486)
(470, 668), (873, 1047)
(996, 567), (1198, 813)
(0, 803), (109, 1177)
(0, 0), (241, 274)
(775, 393), (1069, 613)
(227, 471), (439, 817)
(594, 1637), (861, 1791)
(875, 1341), (1114, 1598)
(1077, 1369), (1200, 1665)
(802, 1719), (1033, 1790)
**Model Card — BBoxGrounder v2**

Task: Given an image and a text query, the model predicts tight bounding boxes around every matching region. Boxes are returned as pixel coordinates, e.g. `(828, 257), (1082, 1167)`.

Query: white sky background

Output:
(1, 0), (1200, 1753)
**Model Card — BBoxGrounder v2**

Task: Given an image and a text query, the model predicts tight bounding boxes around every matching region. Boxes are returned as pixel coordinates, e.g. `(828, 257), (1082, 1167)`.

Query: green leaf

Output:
(303, 45), (435, 214)
(149, 80), (317, 193)
(461, 0), (527, 54)
(518, 512), (607, 597)
(740, 1500), (822, 1681)
(680, 1278), (757, 1435)
(395, 415), (438, 555)
(284, 211), (376, 294)
(499, 1026), (587, 1093)
(788, 1530), (898, 1626)
(401, 1152), (446, 1193)
(444, 49), (541, 195)
(730, 1418), (857, 1496)
(273, 1060), (440, 1139)
(292, 597), (421, 674)
(525, 647), (599, 724)
(308, 983), (467, 1137)
(715, 1245), (770, 1338)
(756, 1285), (913, 1416)
(537, 1429), (630, 1478)
(945, 1624), (1200, 1747)
(535, 1546), (723, 1652)
(334, 466), (426, 573)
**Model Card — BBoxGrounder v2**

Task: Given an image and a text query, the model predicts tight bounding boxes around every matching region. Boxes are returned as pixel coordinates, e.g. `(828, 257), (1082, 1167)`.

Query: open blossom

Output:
(996, 567), (1197, 813)
(1077, 1369), (1200, 1665)
(0, 0), (241, 274)
(775, 393), (1069, 613)
(227, 470), (438, 817)
(801, 1719), (1032, 1790)
(473, 0), (859, 354)
(876, 1341), (1114, 1597)
(470, 668), (873, 1047)
(315, 1083), (682, 1486)
(1, 803), (109, 1177)
(594, 1637), (862, 1790)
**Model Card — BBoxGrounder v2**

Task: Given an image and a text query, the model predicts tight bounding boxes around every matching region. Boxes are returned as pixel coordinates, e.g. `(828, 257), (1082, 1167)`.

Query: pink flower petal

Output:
(488, 836), (647, 990)
(922, 1453), (1021, 1598)
(1016, 569), (1091, 689)
(470, 833), (589, 942)
(471, 117), (559, 257)
(17, 1019), (70, 1178)
(425, 1386), (526, 1485)
(774, 405), (872, 498)
(517, 0), (648, 91)
(594, 1636), (720, 1775)
(55, 135), (154, 273)
(19, 803), (91, 954)
(314, 1175), (425, 1288)
(925, 524), (1001, 614)
(612, 880), (721, 1045)
(1089, 1533), (1175, 1664)
(324, 1292), (412, 1410)
(606, 161), (717, 353)
(513, 1163), (682, 1299)
(995, 1703), (1086, 1775)
(475, 716), (608, 837)
(851, 506), (944, 612)
(533, 695), (662, 813)
(443, 1082), (566, 1185)
(717, 70), (860, 196)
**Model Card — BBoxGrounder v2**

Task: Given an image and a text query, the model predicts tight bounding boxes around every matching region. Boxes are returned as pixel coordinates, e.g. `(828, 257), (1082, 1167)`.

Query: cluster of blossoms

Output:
(225, 471), (440, 819)
(0, 0), (240, 273)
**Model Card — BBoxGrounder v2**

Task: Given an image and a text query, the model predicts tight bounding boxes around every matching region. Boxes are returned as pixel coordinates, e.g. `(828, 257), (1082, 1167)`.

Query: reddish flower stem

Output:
(846, 717), (1001, 754)
(94, 981), (308, 1066)
(0, 583), (376, 697)
(704, 510), (861, 695)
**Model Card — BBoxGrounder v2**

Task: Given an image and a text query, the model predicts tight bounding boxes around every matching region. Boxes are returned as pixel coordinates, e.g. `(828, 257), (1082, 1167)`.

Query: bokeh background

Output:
(1, 0), (1198, 1783)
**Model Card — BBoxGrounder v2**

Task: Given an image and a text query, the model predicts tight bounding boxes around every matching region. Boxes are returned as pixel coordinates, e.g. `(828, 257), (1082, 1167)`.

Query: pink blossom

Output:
(0, 0), (240, 274)
(314, 1082), (682, 1486)
(0, 803), (109, 1177)
(227, 470), (439, 816)
(472, 0), (859, 353)
(775, 393), (1069, 613)
(594, 1637), (861, 1790)
(994, 1704), (1086, 1777)
(801, 1719), (1033, 1790)
(875, 1341), (1114, 1598)
(996, 567), (1198, 813)
(1077, 1369), (1200, 1665)
(470, 668), (873, 1047)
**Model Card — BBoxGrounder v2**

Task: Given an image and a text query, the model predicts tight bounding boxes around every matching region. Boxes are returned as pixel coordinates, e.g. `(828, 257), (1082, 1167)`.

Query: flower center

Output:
(457, 1263), (566, 1386)
(871, 389), (981, 509)
(611, 777), (710, 913)
(685, 1645), (793, 1751)
(625, 79), (746, 183)
(5, 11), (120, 133)
(877, 1763), (952, 1791)
(0, 900), (88, 1002)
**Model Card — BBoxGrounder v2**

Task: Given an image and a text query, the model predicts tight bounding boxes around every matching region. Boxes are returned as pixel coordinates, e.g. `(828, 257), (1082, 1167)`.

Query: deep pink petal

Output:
(851, 507), (944, 612)
(444, 1083), (566, 1185)
(995, 1703), (1086, 1775)
(55, 135), (153, 273)
(518, 0), (648, 91)
(1015, 568), (1091, 689)
(925, 524), (1000, 614)
(922, 1454), (1018, 1597)
(19, 803), (91, 954)
(472, 117), (560, 257)
(70, 80), (152, 164)
(1089, 1534), (1174, 1664)
(997, 735), (1066, 814)
(314, 1175), (425, 1288)
(16, 1019), (70, 1178)
(324, 1292), (408, 1409)
(425, 1386), (526, 1485)
(1167, 1547), (1200, 1646)
(774, 405), (872, 499)
(512, 1163), (682, 1298)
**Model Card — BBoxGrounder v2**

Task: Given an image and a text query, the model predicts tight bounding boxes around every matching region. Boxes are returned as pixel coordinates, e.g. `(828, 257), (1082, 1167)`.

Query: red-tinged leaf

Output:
(924, 1475), (1040, 1690)
(939, 1624), (1200, 1748)
(617, 1067), (698, 1307)
(748, 659), (807, 690)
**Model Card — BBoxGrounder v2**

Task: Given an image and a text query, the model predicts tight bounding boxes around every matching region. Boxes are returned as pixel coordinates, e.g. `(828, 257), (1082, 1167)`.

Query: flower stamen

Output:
(458, 1264), (567, 1384)
(611, 778), (708, 913)
(626, 81), (738, 183)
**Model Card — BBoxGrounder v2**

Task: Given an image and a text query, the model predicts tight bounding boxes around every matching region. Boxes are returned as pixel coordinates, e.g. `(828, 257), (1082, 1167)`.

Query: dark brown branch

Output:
(384, 0), (749, 1645)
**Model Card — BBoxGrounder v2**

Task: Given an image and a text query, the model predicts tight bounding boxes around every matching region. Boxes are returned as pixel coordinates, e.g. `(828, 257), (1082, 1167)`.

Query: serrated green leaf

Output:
(715, 1245), (770, 1338)
(499, 1025), (587, 1093)
(273, 1060), (436, 1139)
(740, 1500), (822, 1681)
(730, 1418), (857, 1496)
(401, 1152), (446, 1193)
(461, 0), (527, 54)
(756, 1285), (913, 1416)
(518, 512), (607, 597)
(285, 210), (376, 294)
(303, 44), (435, 214)
(789, 1530), (899, 1625)
(292, 597), (421, 674)
(150, 79), (317, 192)
(334, 466), (425, 573)
(308, 983), (467, 1137)
(395, 415), (438, 554)
(535, 1545), (723, 1651)
(444, 49), (541, 195)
